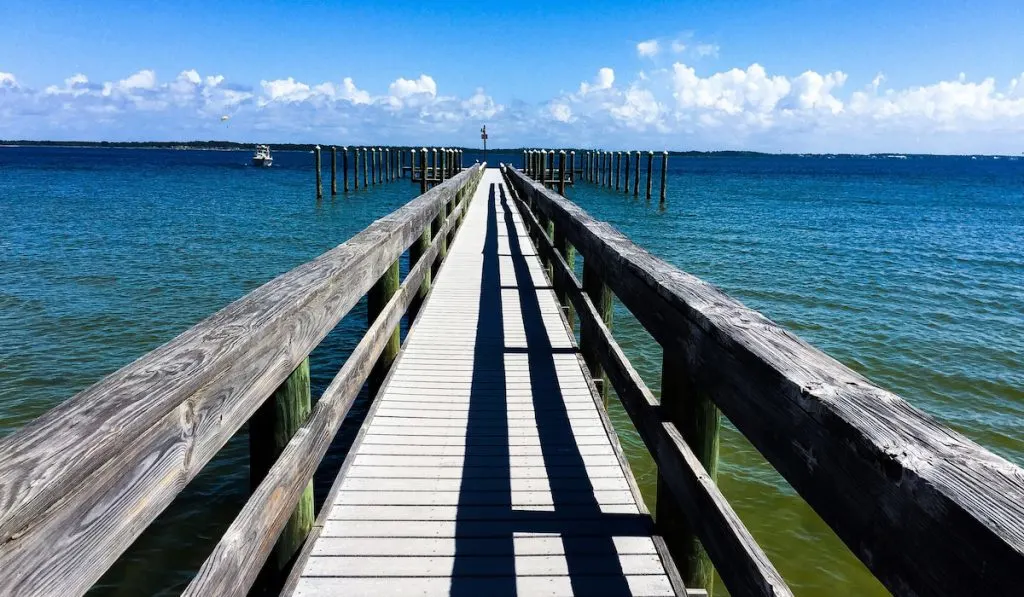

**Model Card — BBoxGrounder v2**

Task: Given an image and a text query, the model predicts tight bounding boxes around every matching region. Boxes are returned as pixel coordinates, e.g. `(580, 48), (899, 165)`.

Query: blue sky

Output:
(2, 0), (1023, 153)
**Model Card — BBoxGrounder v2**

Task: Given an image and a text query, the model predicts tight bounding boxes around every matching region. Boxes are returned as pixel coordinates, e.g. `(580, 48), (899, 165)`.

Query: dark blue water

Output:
(1, 147), (1021, 595)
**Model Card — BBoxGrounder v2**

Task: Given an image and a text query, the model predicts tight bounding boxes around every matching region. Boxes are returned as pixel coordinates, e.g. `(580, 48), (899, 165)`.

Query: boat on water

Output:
(252, 144), (273, 167)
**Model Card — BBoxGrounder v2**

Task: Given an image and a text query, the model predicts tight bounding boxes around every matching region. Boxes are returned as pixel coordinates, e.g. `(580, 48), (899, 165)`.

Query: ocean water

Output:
(1, 147), (1021, 595)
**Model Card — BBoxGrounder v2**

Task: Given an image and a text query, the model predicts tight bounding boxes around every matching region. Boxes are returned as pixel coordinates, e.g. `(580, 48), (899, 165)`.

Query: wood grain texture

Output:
(503, 166), (788, 597)
(183, 174), (474, 597)
(503, 165), (1024, 596)
(0, 165), (484, 597)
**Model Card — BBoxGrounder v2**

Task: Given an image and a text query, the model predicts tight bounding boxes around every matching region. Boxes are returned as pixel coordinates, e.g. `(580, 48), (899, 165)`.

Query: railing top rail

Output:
(0, 164), (483, 595)
(503, 165), (1024, 596)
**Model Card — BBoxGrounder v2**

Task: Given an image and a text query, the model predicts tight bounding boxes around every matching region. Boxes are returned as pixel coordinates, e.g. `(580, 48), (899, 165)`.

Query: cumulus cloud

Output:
(637, 40), (660, 58)
(579, 67), (615, 94)
(3, 63), (1024, 152)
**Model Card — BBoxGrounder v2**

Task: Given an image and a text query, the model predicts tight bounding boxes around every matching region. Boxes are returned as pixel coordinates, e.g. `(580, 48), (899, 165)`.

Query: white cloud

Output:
(637, 40), (660, 58)
(579, 67), (615, 94)
(671, 40), (687, 54)
(4, 62), (1024, 153)
(694, 43), (720, 58)
(388, 74), (437, 99)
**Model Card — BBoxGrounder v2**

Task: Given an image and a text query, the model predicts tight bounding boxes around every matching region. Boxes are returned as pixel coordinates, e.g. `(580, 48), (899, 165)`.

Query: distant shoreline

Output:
(0, 140), (1018, 158)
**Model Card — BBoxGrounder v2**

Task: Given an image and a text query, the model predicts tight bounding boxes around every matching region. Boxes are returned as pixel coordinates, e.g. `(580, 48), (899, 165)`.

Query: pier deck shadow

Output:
(289, 170), (675, 596)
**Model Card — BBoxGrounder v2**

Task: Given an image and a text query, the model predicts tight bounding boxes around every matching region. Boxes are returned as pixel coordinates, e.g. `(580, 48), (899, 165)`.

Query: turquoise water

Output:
(1, 147), (1022, 595)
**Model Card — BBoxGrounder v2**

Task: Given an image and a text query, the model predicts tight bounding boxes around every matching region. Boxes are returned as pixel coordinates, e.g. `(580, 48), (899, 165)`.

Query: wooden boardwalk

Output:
(288, 169), (678, 596)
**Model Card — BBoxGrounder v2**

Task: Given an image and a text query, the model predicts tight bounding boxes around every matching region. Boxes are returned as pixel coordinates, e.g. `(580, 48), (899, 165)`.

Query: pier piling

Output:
(419, 148), (428, 194)
(342, 147), (349, 192)
(249, 358), (314, 589)
(558, 150), (567, 195)
(614, 151), (621, 191)
(624, 150), (631, 194)
(646, 151), (654, 201)
(660, 151), (668, 205)
(362, 147), (368, 188)
(314, 145), (322, 200)
(330, 146), (337, 196)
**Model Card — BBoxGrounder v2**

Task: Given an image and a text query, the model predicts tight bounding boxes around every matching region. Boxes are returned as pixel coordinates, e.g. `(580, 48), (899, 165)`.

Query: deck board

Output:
(291, 169), (677, 596)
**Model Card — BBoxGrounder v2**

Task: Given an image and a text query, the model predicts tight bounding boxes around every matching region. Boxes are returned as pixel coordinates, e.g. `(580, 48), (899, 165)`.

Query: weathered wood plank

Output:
(310, 536), (658, 557)
(301, 553), (666, 576)
(325, 503), (642, 521)
(504, 164), (790, 597)
(504, 165), (1024, 596)
(292, 574), (674, 597)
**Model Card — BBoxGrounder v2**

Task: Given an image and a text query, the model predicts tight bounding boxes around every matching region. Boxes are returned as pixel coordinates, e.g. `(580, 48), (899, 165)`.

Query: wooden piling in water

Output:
(558, 150), (567, 195)
(368, 261), (400, 397)
(342, 147), (349, 192)
(646, 151), (654, 201)
(614, 151), (621, 191)
(314, 145), (322, 200)
(660, 151), (668, 205)
(330, 146), (337, 196)
(658, 347), (720, 594)
(419, 148), (428, 194)
(633, 151), (640, 197)
(431, 148), (438, 185)
(569, 150), (576, 185)
(353, 148), (360, 190)
(624, 150), (631, 194)
(369, 148), (376, 185)
(248, 358), (314, 590)
(378, 148), (384, 184)
(365, 147), (370, 185)
(548, 150), (555, 184)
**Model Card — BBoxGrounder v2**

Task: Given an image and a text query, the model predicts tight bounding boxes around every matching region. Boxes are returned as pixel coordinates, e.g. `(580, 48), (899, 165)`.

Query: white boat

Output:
(252, 144), (273, 167)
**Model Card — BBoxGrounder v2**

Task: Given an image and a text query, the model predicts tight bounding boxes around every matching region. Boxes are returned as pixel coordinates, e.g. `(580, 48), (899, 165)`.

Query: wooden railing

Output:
(500, 163), (1024, 597)
(0, 164), (485, 596)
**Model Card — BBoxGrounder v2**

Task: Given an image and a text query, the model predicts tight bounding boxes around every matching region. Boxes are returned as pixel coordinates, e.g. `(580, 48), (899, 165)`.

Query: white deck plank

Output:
(293, 169), (673, 596)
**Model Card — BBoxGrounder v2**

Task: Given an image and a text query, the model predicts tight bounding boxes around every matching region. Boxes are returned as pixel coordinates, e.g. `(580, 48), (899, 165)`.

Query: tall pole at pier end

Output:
(480, 124), (488, 162)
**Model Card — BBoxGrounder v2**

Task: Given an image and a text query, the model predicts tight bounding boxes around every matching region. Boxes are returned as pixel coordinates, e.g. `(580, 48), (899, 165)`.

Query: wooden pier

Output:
(1, 162), (1022, 597)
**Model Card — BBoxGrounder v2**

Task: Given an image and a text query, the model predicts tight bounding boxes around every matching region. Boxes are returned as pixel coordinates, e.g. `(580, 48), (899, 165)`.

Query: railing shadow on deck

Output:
(0, 165), (485, 597)
(448, 183), (643, 595)
(500, 162), (1024, 597)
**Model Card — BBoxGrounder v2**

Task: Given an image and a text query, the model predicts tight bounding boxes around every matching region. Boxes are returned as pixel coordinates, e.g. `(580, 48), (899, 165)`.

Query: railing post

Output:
(558, 150), (567, 195)
(553, 225), (575, 331)
(368, 261), (400, 396)
(342, 146), (349, 193)
(658, 348), (721, 594)
(314, 145), (322, 200)
(580, 262), (612, 405)
(248, 358), (314, 591)
(633, 151), (641, 198)
(660, 151), (669, 206)
(330, 146), (337, 196)
(419, 148), (428, 195)
(408, 225), (432, 323)
(646, 150), (654, 200)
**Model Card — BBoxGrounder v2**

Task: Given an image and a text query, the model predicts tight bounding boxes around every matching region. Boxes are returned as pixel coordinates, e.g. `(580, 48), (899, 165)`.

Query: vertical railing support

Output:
(580, 262), (612, 406)
(368, 261), (400, 397)
(330, 146), (337, 196)
(314, 145), (322, 200)
(658, 348), (721, 594)
(553, 225), (575, 331)
(248, 358), (314, 591)
(408, 227), (432, 323)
